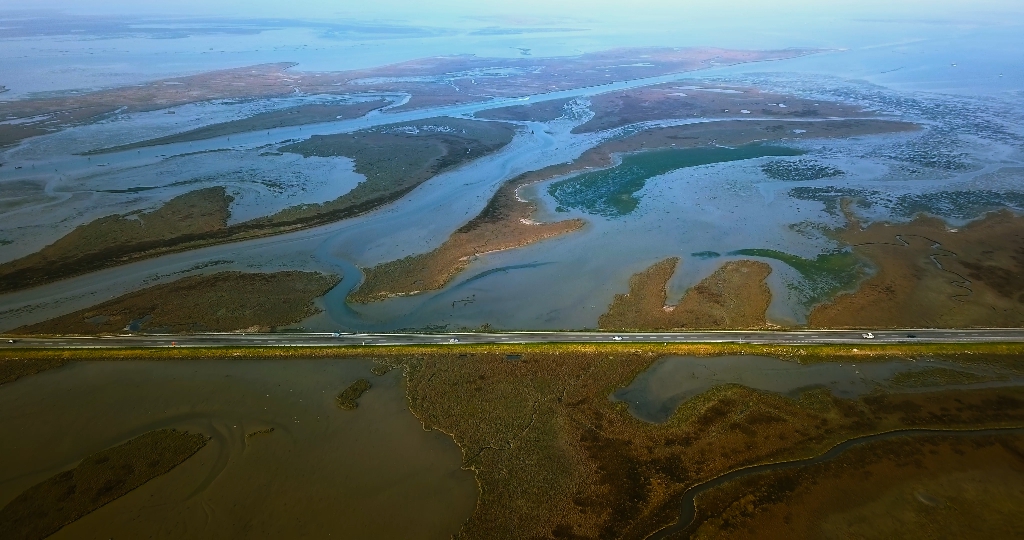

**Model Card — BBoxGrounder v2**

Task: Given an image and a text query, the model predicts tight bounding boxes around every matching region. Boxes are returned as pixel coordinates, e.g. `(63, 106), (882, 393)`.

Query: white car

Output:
(612, 336), (623, 341)
(448, 338), (460, 344)
(862, 332), (875, 339)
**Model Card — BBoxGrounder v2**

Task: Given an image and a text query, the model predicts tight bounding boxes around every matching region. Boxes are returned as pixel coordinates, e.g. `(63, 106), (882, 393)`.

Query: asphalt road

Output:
(3, 329), (1024, 349)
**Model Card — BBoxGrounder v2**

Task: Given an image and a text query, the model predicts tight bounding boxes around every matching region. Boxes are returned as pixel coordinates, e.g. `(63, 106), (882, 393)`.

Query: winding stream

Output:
(647, 426), (1024, 539)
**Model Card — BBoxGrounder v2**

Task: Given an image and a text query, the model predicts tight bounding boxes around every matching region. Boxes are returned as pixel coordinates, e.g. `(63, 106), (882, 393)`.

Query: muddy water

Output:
(613, 355), (1022, 423)
(0, 360), (476, 539)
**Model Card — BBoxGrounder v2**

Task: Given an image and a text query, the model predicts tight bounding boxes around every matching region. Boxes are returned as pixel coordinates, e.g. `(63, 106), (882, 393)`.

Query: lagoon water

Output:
(1, 7), (1023, 332)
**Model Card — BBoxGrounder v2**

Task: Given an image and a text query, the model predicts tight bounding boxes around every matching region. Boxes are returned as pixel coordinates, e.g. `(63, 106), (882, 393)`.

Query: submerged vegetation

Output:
(730, 248), (865, 307)
(760, 158), (845, 181)
(549, 145), (803, 217)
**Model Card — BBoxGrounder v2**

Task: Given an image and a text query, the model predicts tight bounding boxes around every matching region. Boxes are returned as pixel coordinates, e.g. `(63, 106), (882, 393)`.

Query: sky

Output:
(5, 0), (1023, 23)
(2, 0), (1021, 96)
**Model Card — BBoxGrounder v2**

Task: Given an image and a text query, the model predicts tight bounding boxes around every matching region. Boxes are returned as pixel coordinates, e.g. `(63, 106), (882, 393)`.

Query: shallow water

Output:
(548, 145), (803, 217)
(0, 360), (476, 539)
(2, 18), (1023, 332)
(613, 355), (1021, 424)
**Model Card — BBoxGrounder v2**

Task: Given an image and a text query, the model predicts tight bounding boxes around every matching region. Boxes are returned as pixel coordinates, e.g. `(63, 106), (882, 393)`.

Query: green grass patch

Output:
(730, 248), (866, 306)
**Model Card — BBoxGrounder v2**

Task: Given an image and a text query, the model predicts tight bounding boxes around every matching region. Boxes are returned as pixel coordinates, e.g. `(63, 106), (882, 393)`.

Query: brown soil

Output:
(575, 82), (869, 134)
(599, 258), (772, 330)
(0, 48), (814, 147)
(684, 433), (1024, 540)
(0, 429), (207, 540)
(84, 99), (390, 154)
(350, 118), (917, 303)
(474, 99), (572, 122)
(809, 209), (1024, 328)
(382, 350), (1024, 540)
(15, 271), (340, 334)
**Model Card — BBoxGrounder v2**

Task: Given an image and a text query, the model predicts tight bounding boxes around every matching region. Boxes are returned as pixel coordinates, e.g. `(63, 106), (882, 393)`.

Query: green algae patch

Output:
(548, 145), (803, 217)
(336, 379), (372, 410)
(0, 429), (207, 540)
(730, 248), (866, 306)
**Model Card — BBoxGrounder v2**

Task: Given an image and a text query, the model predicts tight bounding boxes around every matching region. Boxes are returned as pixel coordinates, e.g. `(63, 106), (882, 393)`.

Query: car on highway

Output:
(862, 332), (875, 339)
(448, 338), (459, 344)
(612, 336), (623, 341)
(6, 339), (15, 344)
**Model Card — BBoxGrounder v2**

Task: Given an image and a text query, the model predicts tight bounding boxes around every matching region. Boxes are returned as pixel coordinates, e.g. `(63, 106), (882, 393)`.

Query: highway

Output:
(4, 329), (1024, 349)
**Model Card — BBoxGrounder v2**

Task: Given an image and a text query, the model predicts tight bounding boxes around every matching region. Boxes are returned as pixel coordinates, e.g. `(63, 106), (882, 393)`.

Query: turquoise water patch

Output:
(548, 145), (804, 218)
(730, 248), (866, 307)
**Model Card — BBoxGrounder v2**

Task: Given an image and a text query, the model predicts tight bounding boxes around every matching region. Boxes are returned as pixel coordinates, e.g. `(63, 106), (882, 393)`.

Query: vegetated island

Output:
(0, 117), (516, 294)
(0, 429), (207, 540)
(599, 257), (773, 330)
(349, 116), (917, 303)
(595, 201), (1024, 331)
(0, 47), (816, 148)
(15, 271), (340, 335)
(82, 98), (391, 155)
